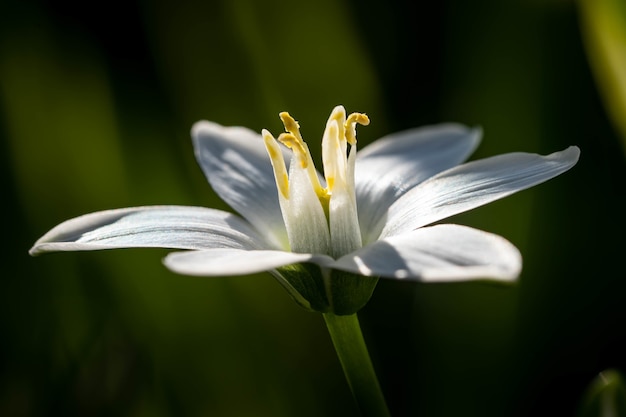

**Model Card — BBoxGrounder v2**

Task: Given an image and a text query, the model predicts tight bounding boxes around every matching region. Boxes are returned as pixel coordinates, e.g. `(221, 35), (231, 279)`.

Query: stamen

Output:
(279, 112), (304, 141)
(344, 112), (369, 145)
(262, 107), (369, 260)
(278, 133), (308, 168)
(275, 114), (326, 201)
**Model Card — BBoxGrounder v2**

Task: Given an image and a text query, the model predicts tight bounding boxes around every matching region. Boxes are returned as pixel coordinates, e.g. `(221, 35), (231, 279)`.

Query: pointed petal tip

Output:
(28, 239), (60, 256)
(28, 245), (40, 257)
(28, 241), (112, 256)
(26, 206), (273, 258)
(544, 145), (580, 171)
(563, 145), (581, 162)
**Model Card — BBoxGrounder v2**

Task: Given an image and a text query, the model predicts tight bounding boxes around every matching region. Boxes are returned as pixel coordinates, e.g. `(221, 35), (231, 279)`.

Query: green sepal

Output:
(275, 263), (378, 315)
(327, 270), (378, 315)
(577, 369), (626, 417)
(275, 263), (331, 313)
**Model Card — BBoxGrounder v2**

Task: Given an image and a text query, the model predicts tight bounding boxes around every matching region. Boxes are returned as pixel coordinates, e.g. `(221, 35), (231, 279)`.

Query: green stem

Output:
(323, 313), (391, 417)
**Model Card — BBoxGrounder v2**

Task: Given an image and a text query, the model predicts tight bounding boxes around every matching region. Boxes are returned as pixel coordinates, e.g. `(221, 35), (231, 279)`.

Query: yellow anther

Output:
(277, 133), (308, 169)
(347, 112), (370, 127)
(276, 112), (327, 200)
(264, 108), (361, 219)
(279, 112), (303, 141)
(344, 112), (370, 145)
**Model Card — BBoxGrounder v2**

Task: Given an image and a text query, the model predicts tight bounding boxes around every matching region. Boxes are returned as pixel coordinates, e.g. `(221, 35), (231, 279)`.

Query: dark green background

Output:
(1, 0), (624, 416)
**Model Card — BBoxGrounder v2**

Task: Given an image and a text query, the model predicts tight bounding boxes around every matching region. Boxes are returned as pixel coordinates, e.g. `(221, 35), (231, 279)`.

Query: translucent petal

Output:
(29, 206), (270, 255)
(164, 248), (333, 276)
(192, 121), (290, 249)
(355, 123), (481, 244)
(328, 148), (362, 258)
(332, 224), (521, 282)
(380, 146), (580, 239)
(283, 158), (331, 254)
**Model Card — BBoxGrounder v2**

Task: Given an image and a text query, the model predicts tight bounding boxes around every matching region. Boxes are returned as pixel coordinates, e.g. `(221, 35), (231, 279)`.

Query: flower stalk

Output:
(323, 313), (391, 417)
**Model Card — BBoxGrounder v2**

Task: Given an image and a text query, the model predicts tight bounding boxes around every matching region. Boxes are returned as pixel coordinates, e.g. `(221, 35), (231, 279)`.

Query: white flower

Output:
(30, 106), (579, 314)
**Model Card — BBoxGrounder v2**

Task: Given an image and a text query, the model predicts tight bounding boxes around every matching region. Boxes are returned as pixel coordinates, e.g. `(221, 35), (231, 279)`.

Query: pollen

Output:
(277, 133), (308, 169)
(345, 112), (369, 145)
(279, 112), (303, 140)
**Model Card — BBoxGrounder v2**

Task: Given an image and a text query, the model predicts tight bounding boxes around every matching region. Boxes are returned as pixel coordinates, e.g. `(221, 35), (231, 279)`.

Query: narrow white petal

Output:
(192, 121), (290, 249)
(322, 106), (348, 188)
(332, 224), (521, 282)
(283, 158), (331, 254)
(329, 180), (362, 258)
(30, 206), (271, 255)
(328, 144), (362, 258)
(164, 248), (331, 276)
(380, 146), (580, 239)
(355, 123), (481, 244)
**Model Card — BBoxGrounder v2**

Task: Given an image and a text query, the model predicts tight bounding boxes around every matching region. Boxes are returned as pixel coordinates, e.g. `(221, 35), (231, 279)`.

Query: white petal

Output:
(164, 248), (332, 276)
(192, 121), (290, 249)
(355, 123), (481, 244)
(29, 206), (271, 255)
(329, 180), (362, 258)
(328, 146), (362, 258)
(380, 146), (580, 239)
(283, 157), (331, 254)
(332, 224), (521, 282)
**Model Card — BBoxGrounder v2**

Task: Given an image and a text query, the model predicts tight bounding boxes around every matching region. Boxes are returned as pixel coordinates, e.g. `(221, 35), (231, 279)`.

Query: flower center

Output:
(262, 106), (369, 257)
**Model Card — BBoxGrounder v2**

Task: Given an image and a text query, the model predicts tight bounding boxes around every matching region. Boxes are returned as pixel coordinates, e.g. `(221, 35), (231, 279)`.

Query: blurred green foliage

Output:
(579, 0), (626, 154)
(1, 0), (624, 416)
(578, 370), (626, 417)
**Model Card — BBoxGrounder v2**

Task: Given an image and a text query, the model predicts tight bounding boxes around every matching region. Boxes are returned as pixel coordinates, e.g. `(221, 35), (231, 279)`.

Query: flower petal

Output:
(282, 156), (331, 254)
(332, 224), (521, 282)
(164, 248), (333, 276)
(192, 121), (290, 249)
(355, 123), (481, 244)
(29, 206), (270, 255)
(380, 146), (580, 239)
(329, 179), (362, 258)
